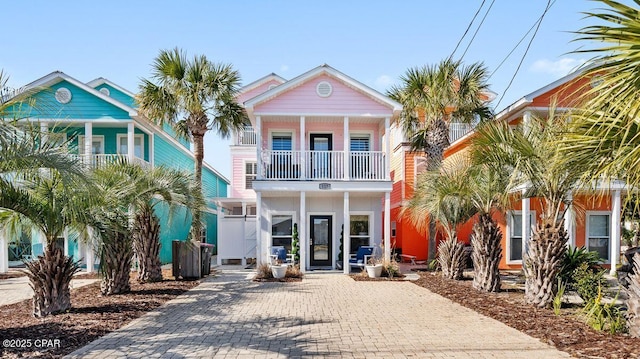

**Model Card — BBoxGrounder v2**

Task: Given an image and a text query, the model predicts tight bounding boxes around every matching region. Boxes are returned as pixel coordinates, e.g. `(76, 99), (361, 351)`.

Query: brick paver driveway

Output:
(67, 269), (569, 358)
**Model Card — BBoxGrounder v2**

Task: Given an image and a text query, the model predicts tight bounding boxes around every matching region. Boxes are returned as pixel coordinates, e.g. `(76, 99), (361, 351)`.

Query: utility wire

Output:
(460, 0), (496, 60)
(489, 0), (557, 80)
(450, 0), (486, 59)
(495, 0), (554, 110)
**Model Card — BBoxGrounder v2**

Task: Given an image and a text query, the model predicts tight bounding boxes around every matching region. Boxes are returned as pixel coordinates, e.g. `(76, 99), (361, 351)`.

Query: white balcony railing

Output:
(449, 122), (476, 143)
(260, 150), (386, 181)
(235, 126), (257, 146)
(71, 154), (151, 168)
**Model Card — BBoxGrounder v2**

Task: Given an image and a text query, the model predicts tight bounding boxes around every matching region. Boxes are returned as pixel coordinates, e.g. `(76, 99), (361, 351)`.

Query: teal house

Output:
(1, 71), (228, 270)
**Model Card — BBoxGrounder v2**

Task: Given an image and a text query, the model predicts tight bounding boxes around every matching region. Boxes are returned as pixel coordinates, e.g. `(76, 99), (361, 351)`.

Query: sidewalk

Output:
(0, 271), (98, 307)
(67, 268), (569, 358)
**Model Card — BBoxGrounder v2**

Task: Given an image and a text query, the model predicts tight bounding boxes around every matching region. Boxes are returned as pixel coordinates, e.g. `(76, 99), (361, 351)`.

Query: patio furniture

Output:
(270, 246), (293, 264)
(348, 246), (374, 270)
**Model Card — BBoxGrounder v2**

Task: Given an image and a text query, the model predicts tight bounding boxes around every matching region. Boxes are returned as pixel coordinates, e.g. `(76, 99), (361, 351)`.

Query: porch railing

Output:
(449, 122), (476, 143)
(71, 154), (151, 168)
(235, 126), (257, 146)
(260, 150), (386, 181)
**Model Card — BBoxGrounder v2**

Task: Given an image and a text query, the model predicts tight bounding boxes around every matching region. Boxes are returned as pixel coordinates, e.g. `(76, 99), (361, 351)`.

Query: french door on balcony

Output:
(310, 134), (332, 179)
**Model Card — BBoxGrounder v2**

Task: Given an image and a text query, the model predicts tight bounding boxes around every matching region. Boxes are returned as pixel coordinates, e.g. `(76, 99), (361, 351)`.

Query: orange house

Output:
(390, 68), (625, 273)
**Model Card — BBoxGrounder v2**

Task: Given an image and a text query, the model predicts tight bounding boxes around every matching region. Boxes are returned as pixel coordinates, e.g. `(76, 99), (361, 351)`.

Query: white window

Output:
(78, 135), (104, 155)
(350, 214), (371, 254)
(271, 132), (292, 151)
(507, 211), (535, 262)
(587, 212), (610, 262)
(245, 162), (257, 189)
(350, 134), (370, 151)
(117, 134), (144, 158)
(272, 215), (293, 251)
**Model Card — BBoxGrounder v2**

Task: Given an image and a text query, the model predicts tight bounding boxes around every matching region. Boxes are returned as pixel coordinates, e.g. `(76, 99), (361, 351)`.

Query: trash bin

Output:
(200, 243), (214, 276)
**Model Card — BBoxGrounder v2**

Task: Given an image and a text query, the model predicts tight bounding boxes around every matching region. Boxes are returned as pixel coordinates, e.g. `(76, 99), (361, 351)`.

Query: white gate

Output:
(217, 216), (257, 265)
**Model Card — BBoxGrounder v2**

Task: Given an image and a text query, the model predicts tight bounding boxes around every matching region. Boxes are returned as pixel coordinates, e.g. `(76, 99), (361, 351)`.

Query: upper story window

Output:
(245, 161), (257, 189)
(117, 134), (144, 158)
(272, 132), (292, 151)
(78, 136), (105, 155)
(350, 134), (370, 151)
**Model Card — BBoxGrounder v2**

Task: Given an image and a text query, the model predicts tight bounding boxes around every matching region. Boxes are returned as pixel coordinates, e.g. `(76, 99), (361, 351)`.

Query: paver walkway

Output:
(0, 274), (98, 306)
(67, 269), (570, 358)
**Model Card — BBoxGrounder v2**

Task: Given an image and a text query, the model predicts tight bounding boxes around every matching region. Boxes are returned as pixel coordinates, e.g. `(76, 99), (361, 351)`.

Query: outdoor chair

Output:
(348, 246), (374, 270)
(270, 246), (293, 265)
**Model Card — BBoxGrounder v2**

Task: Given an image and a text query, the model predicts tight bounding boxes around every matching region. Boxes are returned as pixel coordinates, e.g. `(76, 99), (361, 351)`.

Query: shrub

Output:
(573, 262), (608, 302)
(256, 263), (273, 280)
(553, 278), (566, 316)
(559, 246), (603, 287)
(382, 258), (401, 278)
(286, 265), (303, 278)
(582, 287), (626, 334)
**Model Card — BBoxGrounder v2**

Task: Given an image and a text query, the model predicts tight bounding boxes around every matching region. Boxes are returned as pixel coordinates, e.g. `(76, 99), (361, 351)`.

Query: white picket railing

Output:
(235, 126), (257, 146)
(71, 154), (151, 168)
(449, 122), (476, 143)
(260, 150), (386, 181)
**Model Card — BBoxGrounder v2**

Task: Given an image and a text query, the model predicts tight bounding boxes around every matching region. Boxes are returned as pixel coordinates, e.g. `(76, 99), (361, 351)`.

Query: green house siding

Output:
(203, 212), (218, 254)
(13, 80), (131, 120)
(162, 123), (191, 148)
(153, 134), (194, 172)
(94, 84), (136, 108)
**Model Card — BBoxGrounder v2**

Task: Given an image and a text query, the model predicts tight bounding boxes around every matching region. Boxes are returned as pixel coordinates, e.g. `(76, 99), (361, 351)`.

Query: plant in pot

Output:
(271, 259), (288, 279)
(365, 256), (383, 278)
(336, 224), (344, 270)
(291, 223), (300, 266)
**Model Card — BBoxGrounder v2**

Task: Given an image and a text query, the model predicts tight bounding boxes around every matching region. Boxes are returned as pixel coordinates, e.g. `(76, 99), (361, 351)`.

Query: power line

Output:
(489, 0), (557, 80)
(450, 0), (486, 59)
(495, 0), (554, 110)
(460, 0), (496, 60)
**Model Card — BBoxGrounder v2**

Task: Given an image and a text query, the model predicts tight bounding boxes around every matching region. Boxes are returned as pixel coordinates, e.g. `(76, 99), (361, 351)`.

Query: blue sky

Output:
(2, 0), (609, 179)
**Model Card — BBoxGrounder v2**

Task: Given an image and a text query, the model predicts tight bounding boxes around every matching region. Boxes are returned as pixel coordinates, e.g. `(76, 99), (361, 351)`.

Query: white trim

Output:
(238, 73), (287, 98)
(349, 211), (374, 254)
(269, 211), (297, 254)
(253, 112), (395, 118)
(307, 211), (336, 268)
(506, 210), (536, 264)
(268, 129), (296, 150)
(116, 133), (145, 158)
(78, 135), (105, 155)
(349, 131), (374, 150)
(243, 159), (258, 190)
(86, 77), (137, 98)
(308, 131), (335, 150)
(586, 211), (612, 264)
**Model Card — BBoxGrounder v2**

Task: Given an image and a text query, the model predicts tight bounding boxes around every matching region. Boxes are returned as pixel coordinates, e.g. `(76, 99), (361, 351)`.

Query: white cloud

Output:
(374, 74), (394, 91)
(530, 58), (587, 77)
(280, 65), (289, 72)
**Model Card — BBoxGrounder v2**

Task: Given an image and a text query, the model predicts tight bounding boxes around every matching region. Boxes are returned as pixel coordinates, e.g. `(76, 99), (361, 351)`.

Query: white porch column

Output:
(255, 191), (263, 266)
(343, 117), (349, 180)
(522, 190), (531, 260)
(256, 116), (263, 180)
(63, 228), (69, 257)
(40, 122), (48, 142)
(384, 192), (391, 261)
(564, 192), (575, 248)
(299, 191), (306, 273)
(523, 111), (533, 136)
(127, 122), (135, 161)
(0, 230), (8, 273)
(300, 116), (306, 180)
(343, 192), (350, 274)
(85, 228), (95, 273)
(611, 190), (622, 275)
(384, 117), (391, 181)
(84, 122), (93, 166)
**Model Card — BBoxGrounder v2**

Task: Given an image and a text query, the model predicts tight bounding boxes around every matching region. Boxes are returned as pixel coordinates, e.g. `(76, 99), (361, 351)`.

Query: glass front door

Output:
(310, 215), (332, 267)
(310, 134), (332, 179)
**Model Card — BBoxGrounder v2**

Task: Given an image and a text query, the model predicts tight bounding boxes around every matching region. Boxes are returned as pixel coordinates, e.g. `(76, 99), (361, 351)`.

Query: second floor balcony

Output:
(258, 150), (387, 181)
(70, 154), (151, 169)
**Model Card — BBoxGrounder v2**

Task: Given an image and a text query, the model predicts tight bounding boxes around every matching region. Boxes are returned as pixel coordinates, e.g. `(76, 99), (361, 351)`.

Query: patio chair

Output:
(348, 246), (374, 270)
(270, 246), (293, 265)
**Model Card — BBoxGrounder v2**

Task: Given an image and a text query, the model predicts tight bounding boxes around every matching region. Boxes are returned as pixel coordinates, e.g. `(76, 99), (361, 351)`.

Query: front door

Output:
(310, 215), (332, 267)
(310, 134), (332, 179)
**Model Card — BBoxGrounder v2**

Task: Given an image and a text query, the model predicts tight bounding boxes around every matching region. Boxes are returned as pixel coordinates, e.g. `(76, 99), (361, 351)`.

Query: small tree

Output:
(291, 223), (300, 265)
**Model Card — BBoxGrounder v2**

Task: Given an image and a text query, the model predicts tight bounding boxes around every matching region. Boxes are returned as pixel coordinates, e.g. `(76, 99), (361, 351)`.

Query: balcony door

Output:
(310, 134), (332, 179)
(310, 215), (332, 267)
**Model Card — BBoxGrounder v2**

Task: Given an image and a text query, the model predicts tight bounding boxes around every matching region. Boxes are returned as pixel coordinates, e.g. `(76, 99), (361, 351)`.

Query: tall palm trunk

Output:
(438, 235), (466, 280)
(190, 130), (205, 239)
(25, 246), (80, 317)
(524, 218), (568, 307)
(426, 118), (451, 260)
(100, 231), (133, 295)
(625, 253), (640, 337)
(133, 205), (163, 282)
(471, 213), (502, 292)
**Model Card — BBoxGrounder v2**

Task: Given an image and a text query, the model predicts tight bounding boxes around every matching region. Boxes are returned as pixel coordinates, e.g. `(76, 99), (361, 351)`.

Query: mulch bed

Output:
(414, 271), (640, 359)
(253, 277), (302, 282)
(350, 273), (406, 281)
(0, 271), (27, 280)
(0, 269), (200, 358)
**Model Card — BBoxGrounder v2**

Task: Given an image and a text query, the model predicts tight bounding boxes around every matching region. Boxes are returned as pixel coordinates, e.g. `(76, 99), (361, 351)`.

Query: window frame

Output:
(244, 160), (257, 190)
(506, 210), (536, 264)
(349, 211), (373, 255)
(78, 135), (105, 155)
(116, 133), (145, 159)
(270, 212), (296, 252)
(586, 211), (611, 263)
(268, 130), (295, 151)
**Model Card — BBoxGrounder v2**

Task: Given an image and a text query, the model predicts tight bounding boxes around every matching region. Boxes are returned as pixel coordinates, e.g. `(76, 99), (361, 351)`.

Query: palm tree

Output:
(466, 164), (511, 292)
(388, 58), (493, 259)
(472, 109), (586, 307)
(0, 173), (92, 316)
(405, 160), (476, 280)
(567, 0), (640, 335)
(137, 48), (247, 237)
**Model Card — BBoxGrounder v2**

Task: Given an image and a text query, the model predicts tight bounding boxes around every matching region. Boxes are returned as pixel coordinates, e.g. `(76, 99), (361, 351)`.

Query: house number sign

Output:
(319, 183), (331, 190)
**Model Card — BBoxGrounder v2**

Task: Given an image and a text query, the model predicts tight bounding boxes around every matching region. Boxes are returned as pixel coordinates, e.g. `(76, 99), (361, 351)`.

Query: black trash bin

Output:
(200, 243), (214, 276)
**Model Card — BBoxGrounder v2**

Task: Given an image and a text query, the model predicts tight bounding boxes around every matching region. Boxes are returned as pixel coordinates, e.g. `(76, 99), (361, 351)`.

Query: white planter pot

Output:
(366, 264), (383, 278)
(271, 265), (288, 279)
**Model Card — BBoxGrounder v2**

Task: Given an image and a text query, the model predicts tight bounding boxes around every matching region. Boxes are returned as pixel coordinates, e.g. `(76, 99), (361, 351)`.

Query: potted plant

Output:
(365, 257), (383, 278)
(336, 225), (344, 270)
(271, 259), (288, 279)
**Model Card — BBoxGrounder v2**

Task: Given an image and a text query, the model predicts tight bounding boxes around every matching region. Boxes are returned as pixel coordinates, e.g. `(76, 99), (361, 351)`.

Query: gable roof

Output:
(19, 71), (138, 117)
(243, 64), (402, 116)
(86, 77), (137, 98)
(238, 73), (287, 95)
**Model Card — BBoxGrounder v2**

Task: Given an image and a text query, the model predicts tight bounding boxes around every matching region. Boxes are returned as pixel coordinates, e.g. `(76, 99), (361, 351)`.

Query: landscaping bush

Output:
(559, 246), (603, 288)
(573, 262), (608, 302)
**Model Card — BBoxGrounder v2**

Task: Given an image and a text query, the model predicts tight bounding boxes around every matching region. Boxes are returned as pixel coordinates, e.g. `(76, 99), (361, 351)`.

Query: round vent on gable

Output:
(54, 88), (72, 104)
(99, 87), (111, 96)
(268, 84), (277, 90)
(316, 81), (332, 97)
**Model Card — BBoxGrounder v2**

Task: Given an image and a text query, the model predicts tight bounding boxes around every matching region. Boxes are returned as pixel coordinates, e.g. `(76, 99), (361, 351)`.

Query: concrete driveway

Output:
(67, 269), (569, 358)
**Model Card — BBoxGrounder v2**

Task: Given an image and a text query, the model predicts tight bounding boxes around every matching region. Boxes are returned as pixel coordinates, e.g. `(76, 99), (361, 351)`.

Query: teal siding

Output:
(203, 212), (218, 254)
(202, 168), (220, 203)
(154, 202), (192, 264)
(11, 80), (130, 120)
(67, 230), (80, 262)
(162, 123), (191, 148)
(94, 84), (136, 108)
(154, 135), (194, 172)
